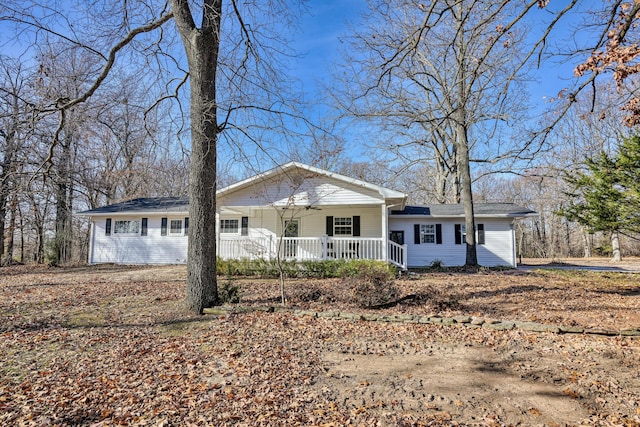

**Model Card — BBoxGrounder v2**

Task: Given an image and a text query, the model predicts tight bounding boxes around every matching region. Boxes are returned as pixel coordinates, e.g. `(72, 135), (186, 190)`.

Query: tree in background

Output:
(334, 0), (578, 266)
(0, 57), (26, 265)
(1, 1), (304, 313)
(562, 135), (640, 261)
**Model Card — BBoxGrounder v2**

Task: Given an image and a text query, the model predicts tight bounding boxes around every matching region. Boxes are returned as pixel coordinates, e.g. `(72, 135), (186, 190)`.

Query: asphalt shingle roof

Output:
(390, 203), (536, 217)
(78, 197), (189, 215)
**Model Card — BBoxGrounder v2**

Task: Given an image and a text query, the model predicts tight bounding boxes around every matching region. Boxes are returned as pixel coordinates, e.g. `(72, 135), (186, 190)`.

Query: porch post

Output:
(321, 235), (327, 260)
(381, 204), (388, 262)
(269, 235), (274, 259)
(215, 211), (220, 258)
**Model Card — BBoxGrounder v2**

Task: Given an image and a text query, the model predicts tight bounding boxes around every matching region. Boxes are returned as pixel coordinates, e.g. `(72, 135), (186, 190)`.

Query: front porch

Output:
(218, 236), (407, 270)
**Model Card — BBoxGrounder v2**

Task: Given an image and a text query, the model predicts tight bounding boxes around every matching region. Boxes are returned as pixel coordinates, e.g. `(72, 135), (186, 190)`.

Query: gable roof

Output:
(390, 203), (537, 218)
(78, 162), (408, 216)
(217, 161), (407, 204)
(78, 197), (189, 216)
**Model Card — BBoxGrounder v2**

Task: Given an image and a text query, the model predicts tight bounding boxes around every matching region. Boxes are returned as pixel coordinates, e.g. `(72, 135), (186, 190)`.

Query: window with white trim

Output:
(220, 219), (239, 233)
(170, 219), (183, 235)
(420, 224), (436, 243)
(334, 217), (352, 235)
(455, 223), (485, 245)
(114, 220), (140, 235)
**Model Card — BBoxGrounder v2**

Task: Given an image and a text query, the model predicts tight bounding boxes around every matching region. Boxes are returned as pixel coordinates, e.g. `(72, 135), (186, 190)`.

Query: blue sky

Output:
(290, 0), (366, 98)
(0, 0), (593, 172)
(286, 0), (583, 157)
(282, 0), (574, 171)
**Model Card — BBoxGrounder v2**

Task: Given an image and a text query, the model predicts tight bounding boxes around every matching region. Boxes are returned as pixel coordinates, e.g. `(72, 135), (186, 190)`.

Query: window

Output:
(114, 220), (140, 235)
(170, 219), (183, 235)
(455, 223), (484, 245)
(220, 219), (239, 233)
(334, 217), (352, 235)
(420, 224), (436, 243)
(161, 217), (188, 236)
(414, 224), (442, 244)
(326, 215), (360, 236)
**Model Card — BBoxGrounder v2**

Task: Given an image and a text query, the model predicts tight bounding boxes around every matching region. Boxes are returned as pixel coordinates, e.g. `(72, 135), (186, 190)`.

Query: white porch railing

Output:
(387, 240), (408, 270)
(217, 236), (407, 270)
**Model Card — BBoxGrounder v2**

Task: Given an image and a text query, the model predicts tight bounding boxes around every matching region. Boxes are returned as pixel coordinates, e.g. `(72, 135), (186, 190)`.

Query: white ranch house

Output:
(78, 162), (536, 269)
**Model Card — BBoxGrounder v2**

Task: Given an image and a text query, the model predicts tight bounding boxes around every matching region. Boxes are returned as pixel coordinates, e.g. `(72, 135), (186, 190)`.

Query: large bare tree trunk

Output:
(454, 2), (477, 267)
(173, 0), (221, 314)
(54, 135), (72, 265)
(456, 128), (477, 266)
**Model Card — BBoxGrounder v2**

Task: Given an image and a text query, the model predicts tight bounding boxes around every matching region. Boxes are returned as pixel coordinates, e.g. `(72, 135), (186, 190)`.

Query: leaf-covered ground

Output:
(1, 264), (639, 426)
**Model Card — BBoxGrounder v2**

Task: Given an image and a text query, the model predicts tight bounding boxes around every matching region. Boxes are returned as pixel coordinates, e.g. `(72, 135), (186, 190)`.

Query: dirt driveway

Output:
(520, 256), (640, 272)
(1, 264), (639, 426)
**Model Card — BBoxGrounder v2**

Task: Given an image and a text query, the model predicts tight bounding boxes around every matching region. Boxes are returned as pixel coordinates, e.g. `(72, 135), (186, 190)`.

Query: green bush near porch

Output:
(216, 257), (396, 279)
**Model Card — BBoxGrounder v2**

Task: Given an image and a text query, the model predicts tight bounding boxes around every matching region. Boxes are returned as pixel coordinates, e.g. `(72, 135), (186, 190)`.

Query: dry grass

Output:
(1, 264), (639, 426)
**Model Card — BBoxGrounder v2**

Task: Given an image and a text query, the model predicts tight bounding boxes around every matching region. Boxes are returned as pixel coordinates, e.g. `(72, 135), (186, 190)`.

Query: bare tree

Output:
(0, 57), (33, 264)
(2, 1), (303, 312)
(335, 0), (577, 265)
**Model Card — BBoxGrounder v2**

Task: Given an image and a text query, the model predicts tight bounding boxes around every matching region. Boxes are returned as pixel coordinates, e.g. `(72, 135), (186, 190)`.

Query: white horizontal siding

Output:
(388, 217), (516, 267)
(219, 175), (384, 207)
(477, 220), (515, 267)
(219, 206), (383, 239)
(90, 216), (188, 265)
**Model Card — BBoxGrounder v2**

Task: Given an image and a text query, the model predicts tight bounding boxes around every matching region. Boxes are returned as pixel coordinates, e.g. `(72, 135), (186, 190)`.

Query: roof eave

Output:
(389, 212), (538, 219)
(77, 209), (190, 217)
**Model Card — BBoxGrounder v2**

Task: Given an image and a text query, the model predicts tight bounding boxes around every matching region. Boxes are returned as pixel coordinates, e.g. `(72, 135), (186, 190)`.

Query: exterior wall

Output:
(89, 215), (188, 264)
(388, 217), (516, 267)
(218, 206), (384, 239)
(219, 175), (384, 207)
(88, 210), (516, 268)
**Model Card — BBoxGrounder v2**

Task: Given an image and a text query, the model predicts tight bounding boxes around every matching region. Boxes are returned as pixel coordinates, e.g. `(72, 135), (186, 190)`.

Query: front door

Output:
(389, 230), (404, 265)
(284, 220), (299, 257)
(389, 230), (404, 245)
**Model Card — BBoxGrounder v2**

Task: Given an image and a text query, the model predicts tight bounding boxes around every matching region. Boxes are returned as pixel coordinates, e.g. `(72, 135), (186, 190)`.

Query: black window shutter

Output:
(105, 218), (112, 236)
(326, 216), (334, 236)
(477, 223), (485, 245)
(436, 224), (442, 244)
(184, 217), (189, 235)
(414, 224), (420, 244)
(454, 224), (462, 245)
(141, 218), (148, 236)
(241, 216), (248, 236)
(161, 217), (167, 236)
(352, 216), (360, 236)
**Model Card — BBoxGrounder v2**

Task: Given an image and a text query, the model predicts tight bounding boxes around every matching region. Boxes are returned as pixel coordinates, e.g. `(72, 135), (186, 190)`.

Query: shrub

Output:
(216, 258), (396, 280)
(299, 259), (345, 278)
(429, 259), (445, 270)
(218, 278), (241, 304)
